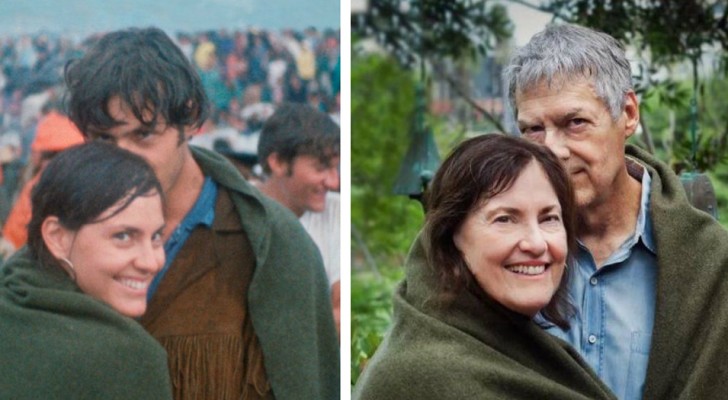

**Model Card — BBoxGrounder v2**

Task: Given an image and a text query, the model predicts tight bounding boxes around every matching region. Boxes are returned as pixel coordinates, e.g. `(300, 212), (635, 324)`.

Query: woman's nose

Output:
(518, 225), (547, 255)
(135, 242), (164, 273)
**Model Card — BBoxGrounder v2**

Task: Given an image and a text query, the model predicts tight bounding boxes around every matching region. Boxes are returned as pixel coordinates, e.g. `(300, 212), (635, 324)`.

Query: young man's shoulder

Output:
(627, 144), (728, 257)
(191, 145), (321, 252)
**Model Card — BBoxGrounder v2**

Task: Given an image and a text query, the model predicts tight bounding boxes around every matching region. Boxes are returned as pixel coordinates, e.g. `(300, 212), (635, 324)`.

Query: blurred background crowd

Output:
(0, 27), (341, 240)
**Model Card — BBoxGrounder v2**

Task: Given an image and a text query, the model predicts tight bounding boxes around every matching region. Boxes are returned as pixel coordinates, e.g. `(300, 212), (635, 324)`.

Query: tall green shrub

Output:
(351, 51), (426, 263)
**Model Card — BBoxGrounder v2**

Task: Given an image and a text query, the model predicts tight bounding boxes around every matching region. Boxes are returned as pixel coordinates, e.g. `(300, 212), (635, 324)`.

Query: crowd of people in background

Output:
(0, 26), (341, 245)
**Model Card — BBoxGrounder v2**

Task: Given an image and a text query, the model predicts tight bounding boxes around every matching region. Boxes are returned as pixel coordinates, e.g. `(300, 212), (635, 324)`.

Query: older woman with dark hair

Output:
(0, 142), (172, 399)
(353, 134), (616, 399)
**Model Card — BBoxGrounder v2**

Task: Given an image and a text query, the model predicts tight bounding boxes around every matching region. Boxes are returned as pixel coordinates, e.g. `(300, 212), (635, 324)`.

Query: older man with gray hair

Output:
(504, 23), (728, 399)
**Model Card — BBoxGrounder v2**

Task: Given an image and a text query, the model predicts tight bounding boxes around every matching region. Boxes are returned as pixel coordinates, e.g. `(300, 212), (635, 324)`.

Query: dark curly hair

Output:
(258, 102), (339, 174)
(64, 27), (209, 143)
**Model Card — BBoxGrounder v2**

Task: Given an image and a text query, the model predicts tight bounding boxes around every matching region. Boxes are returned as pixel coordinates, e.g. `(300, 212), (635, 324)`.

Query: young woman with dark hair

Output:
(0, 142), (171, 399)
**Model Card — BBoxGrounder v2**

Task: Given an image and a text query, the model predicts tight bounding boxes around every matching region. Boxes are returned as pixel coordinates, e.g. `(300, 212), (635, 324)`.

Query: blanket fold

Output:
(0, 249), (172, 399)
(353, 236), (616, 400)
(628, 145), (728, 400)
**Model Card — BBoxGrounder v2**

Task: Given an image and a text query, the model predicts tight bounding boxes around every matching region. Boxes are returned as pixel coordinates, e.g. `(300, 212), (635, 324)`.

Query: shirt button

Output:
(588, 335), (597, 344)
(590, 277), (598, 286)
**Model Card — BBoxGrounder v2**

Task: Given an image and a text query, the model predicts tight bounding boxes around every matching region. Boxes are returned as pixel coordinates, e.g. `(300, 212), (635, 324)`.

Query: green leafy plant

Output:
(351, 266), (405, 386)
(351, 50), (427, 260)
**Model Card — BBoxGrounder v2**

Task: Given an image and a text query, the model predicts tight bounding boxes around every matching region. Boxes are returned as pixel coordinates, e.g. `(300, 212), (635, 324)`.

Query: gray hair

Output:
(503, 24), (633, 123)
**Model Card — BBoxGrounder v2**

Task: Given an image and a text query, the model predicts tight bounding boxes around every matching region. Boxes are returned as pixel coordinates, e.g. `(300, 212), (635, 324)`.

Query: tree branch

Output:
(639, 115), (656, 154)
(503, 0), (571, 21)
(431, 63), (507, 132)
(351, 225), (381, 279)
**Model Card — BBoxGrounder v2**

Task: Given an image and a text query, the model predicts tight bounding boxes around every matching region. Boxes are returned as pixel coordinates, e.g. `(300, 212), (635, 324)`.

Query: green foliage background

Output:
(633, 76), (728, 226)
(351, 52), (427, 260)
(351, 1), (728, 388)
(350, 51), (424, 387)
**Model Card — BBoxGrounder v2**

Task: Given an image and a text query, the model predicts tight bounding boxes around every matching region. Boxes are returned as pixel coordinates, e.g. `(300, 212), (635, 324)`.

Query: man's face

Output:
(272, 153), (340, 216)
(92, 96), (190, 196)
(516, 78), (639, 210)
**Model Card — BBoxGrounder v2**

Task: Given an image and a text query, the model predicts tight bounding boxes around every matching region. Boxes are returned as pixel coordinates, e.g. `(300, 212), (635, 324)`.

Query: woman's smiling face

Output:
(454, 160), (567, 317)
(63, 192), (166, 317)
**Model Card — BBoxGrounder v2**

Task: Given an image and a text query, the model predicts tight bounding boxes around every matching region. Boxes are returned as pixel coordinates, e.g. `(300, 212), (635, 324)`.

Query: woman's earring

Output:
(59, 257), (76, 281)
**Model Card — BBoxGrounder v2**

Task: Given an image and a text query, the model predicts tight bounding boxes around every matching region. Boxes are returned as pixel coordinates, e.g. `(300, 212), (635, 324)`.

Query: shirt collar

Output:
(178, 176), (217, 232)
(533, 312), (553, 328)
(627, 158), (656, 254)
(536, 159), (656, 327)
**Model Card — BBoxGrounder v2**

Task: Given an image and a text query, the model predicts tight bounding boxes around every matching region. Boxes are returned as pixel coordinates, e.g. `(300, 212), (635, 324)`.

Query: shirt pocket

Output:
(625, 331), (651, 400)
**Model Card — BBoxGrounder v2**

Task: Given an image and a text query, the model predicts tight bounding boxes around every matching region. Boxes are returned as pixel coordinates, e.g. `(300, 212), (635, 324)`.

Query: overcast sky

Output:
(505, 2), (551, 46)
(0, 0), (339, 36)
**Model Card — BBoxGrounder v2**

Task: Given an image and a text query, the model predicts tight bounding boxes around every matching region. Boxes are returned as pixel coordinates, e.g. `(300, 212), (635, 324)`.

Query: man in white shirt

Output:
(257, 103), (340, 334)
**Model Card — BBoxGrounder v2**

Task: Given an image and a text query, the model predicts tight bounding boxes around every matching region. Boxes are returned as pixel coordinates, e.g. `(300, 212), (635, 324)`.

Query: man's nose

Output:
(324, 167), (340, 191)
(542, 131), (570, 160)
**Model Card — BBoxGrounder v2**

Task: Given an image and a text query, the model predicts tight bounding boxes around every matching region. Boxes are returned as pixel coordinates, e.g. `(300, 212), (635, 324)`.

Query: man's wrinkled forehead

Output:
(517, 72), (593, 97)
(515, 75), (599, 112)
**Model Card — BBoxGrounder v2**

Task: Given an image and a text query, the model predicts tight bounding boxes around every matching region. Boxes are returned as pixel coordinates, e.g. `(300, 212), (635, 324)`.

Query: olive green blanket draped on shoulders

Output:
(628, 145), (728, 399)
(352, 235), (617, 400)
(191, 146), (339, 400)
(0, 248), (172, 399)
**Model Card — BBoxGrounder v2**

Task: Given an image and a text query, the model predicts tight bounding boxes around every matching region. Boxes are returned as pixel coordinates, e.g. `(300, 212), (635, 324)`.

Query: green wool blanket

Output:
(628, 145), (728, 399)
(0, 249), (172, 399)
(352, 235), (616, 400)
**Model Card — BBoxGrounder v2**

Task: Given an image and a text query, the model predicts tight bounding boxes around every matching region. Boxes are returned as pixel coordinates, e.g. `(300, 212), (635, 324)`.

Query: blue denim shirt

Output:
(146, 177), (218, 301)
(538, 168), (657, 400)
